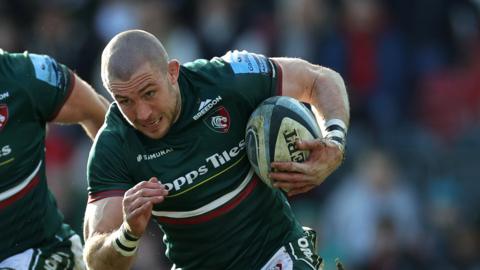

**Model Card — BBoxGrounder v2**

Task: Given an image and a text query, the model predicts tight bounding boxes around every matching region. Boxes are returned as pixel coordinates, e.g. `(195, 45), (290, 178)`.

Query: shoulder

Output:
(219, 50), (272, 75)
(0, 51), (31, 79)
(182, 50), (273, 77)
(0, 50), (70, 90)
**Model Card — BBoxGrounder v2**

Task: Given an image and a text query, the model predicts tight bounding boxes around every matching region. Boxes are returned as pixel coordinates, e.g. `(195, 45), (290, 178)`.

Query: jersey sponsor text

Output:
(137, 148), (173, 162)
(222, 50), (271, 74)
(163, 139), (245, 192)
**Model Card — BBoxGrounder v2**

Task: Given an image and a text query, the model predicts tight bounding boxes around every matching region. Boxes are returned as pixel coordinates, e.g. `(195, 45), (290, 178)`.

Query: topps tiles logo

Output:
(162, 139), (245, 192)
(0, 91), (9, 100)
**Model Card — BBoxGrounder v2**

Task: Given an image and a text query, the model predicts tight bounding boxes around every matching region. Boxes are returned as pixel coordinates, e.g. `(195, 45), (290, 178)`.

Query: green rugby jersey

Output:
(0, 50), (74, 261)
(88, 51), (305, 269)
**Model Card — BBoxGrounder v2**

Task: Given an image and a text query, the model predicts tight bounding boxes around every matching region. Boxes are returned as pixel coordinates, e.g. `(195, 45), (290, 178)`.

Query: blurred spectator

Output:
(195, 0), (239, 57)
(95, 0), (141, 43)
(0, 16), (20, 51)
(275, 0), (334, 60)
(416, 0), (480, 143)
(320, 147), (424, 268)
(29, 6), (85, 67)
(424, 176), (480, 269)
(319, 0), (410, 135)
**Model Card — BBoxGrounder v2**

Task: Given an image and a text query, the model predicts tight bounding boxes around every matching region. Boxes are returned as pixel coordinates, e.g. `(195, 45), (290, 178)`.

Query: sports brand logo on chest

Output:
(136, 147), (174, 162)
(192, 95), (231, 133)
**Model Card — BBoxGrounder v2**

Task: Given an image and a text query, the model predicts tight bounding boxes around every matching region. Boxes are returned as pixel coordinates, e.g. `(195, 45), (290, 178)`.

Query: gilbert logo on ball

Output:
(245, 96), (322, 188)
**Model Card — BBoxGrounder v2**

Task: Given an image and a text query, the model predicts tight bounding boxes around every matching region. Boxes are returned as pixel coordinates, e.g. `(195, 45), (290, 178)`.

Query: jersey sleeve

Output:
(219, 50), (283, 106)
(87, 126), (134, 203)
(12, 52), (74, 122)
(185, 50), (283, 109)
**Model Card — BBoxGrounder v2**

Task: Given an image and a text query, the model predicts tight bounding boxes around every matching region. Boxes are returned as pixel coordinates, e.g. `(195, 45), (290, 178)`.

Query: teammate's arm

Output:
(269, 58), (350, 196)
(53, 73), (110, 140)
(83, 177), (168, 270)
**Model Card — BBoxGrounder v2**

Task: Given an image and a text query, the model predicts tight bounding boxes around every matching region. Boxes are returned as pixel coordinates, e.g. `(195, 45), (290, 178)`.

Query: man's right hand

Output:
(82, 177), (169, 270)
(122, 177), (168, 237)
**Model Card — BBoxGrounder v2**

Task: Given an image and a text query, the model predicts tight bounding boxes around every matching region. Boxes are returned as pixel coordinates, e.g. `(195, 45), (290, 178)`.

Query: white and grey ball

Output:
(245, 96), (322, 187)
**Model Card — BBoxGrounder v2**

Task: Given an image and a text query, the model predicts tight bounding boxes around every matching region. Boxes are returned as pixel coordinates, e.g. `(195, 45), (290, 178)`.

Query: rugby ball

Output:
(245, 96), (322, 187)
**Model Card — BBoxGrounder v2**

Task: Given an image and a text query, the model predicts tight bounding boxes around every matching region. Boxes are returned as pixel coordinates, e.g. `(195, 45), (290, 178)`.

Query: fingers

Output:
(125, 177), (168, 198)
(296, 139), (343, 157)
(267, 139), (344, 197)
(126, 195), (165, 214)
(273, 179), (312, 190)
(295, 139), (327, 151)
(129, 200), (154, 220)
(132, 186), (168, 198)
(128, 177), (164, 192)
(271, 160), (308, 173)
(123, 177), (168, 217)
(270, 171), (319, 194)
(270, 139), (333, 172)
(287, 184), (316, 197)
(147, 177), (160, 184)
(270, 171), (310, 182)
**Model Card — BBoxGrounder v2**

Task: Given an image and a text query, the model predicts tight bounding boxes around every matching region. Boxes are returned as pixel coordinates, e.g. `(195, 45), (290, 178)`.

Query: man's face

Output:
(108, 62), (181, 139)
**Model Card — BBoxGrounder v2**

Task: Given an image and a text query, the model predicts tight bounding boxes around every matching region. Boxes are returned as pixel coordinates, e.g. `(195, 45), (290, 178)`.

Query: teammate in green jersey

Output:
(0, 49), (109, 269)
(83, 30), (349, 270)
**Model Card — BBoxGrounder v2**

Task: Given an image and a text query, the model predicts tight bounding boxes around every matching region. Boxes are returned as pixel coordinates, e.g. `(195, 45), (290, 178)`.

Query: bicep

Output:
(272, 57), (325, 103)
(273, 57), (349, 125)
(84, 197), (124, 240)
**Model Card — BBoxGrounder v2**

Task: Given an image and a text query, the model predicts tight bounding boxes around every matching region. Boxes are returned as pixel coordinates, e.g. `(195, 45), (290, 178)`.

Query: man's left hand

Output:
(269, 138), (344, 196)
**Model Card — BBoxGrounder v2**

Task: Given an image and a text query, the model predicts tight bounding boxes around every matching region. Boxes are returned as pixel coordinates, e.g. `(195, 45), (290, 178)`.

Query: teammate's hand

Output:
(269, 138), (343, 196)
(122, 177), (168, 237)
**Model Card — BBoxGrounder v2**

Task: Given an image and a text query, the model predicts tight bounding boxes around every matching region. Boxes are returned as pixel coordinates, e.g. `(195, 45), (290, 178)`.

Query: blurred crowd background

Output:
(1, 0), (479, 269)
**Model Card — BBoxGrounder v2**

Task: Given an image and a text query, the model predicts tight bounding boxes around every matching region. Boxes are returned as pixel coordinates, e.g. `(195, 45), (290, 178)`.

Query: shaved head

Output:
(101, 29), (169, 90)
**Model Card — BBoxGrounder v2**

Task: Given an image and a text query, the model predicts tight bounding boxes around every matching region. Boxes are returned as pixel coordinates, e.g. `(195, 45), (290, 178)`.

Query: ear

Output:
(167, 59), (180, 84)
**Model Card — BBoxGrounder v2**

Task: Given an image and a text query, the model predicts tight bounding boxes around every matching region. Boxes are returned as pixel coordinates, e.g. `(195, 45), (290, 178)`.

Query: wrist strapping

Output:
(111, 224), (140, 257)
(324, 119), (347, 152)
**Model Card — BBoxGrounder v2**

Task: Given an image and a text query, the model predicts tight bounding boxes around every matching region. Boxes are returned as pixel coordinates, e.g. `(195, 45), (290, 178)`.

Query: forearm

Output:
(302, 66), (350, 153)
(310, 67), (350, 127)
(84, 232), (136, 270)
(80, 94), (110, 139)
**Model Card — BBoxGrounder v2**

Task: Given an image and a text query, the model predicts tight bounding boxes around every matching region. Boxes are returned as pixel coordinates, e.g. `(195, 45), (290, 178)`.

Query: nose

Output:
(136, 101), (152, 121)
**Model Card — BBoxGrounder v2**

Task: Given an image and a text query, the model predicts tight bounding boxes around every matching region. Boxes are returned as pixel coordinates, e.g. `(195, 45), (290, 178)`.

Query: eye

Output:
(118, 99), (132, 106)
(144, 90), (156, 98)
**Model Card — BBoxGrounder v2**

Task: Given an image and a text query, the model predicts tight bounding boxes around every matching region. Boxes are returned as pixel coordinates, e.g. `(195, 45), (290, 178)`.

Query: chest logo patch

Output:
(203, 106), (230, 133)
(0, 104), (8, 131)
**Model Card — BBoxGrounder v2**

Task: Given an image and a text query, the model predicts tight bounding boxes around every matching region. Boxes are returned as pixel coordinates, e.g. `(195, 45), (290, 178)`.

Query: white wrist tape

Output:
(324, 119), (347, 152)
(112, 224), (140, 257)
